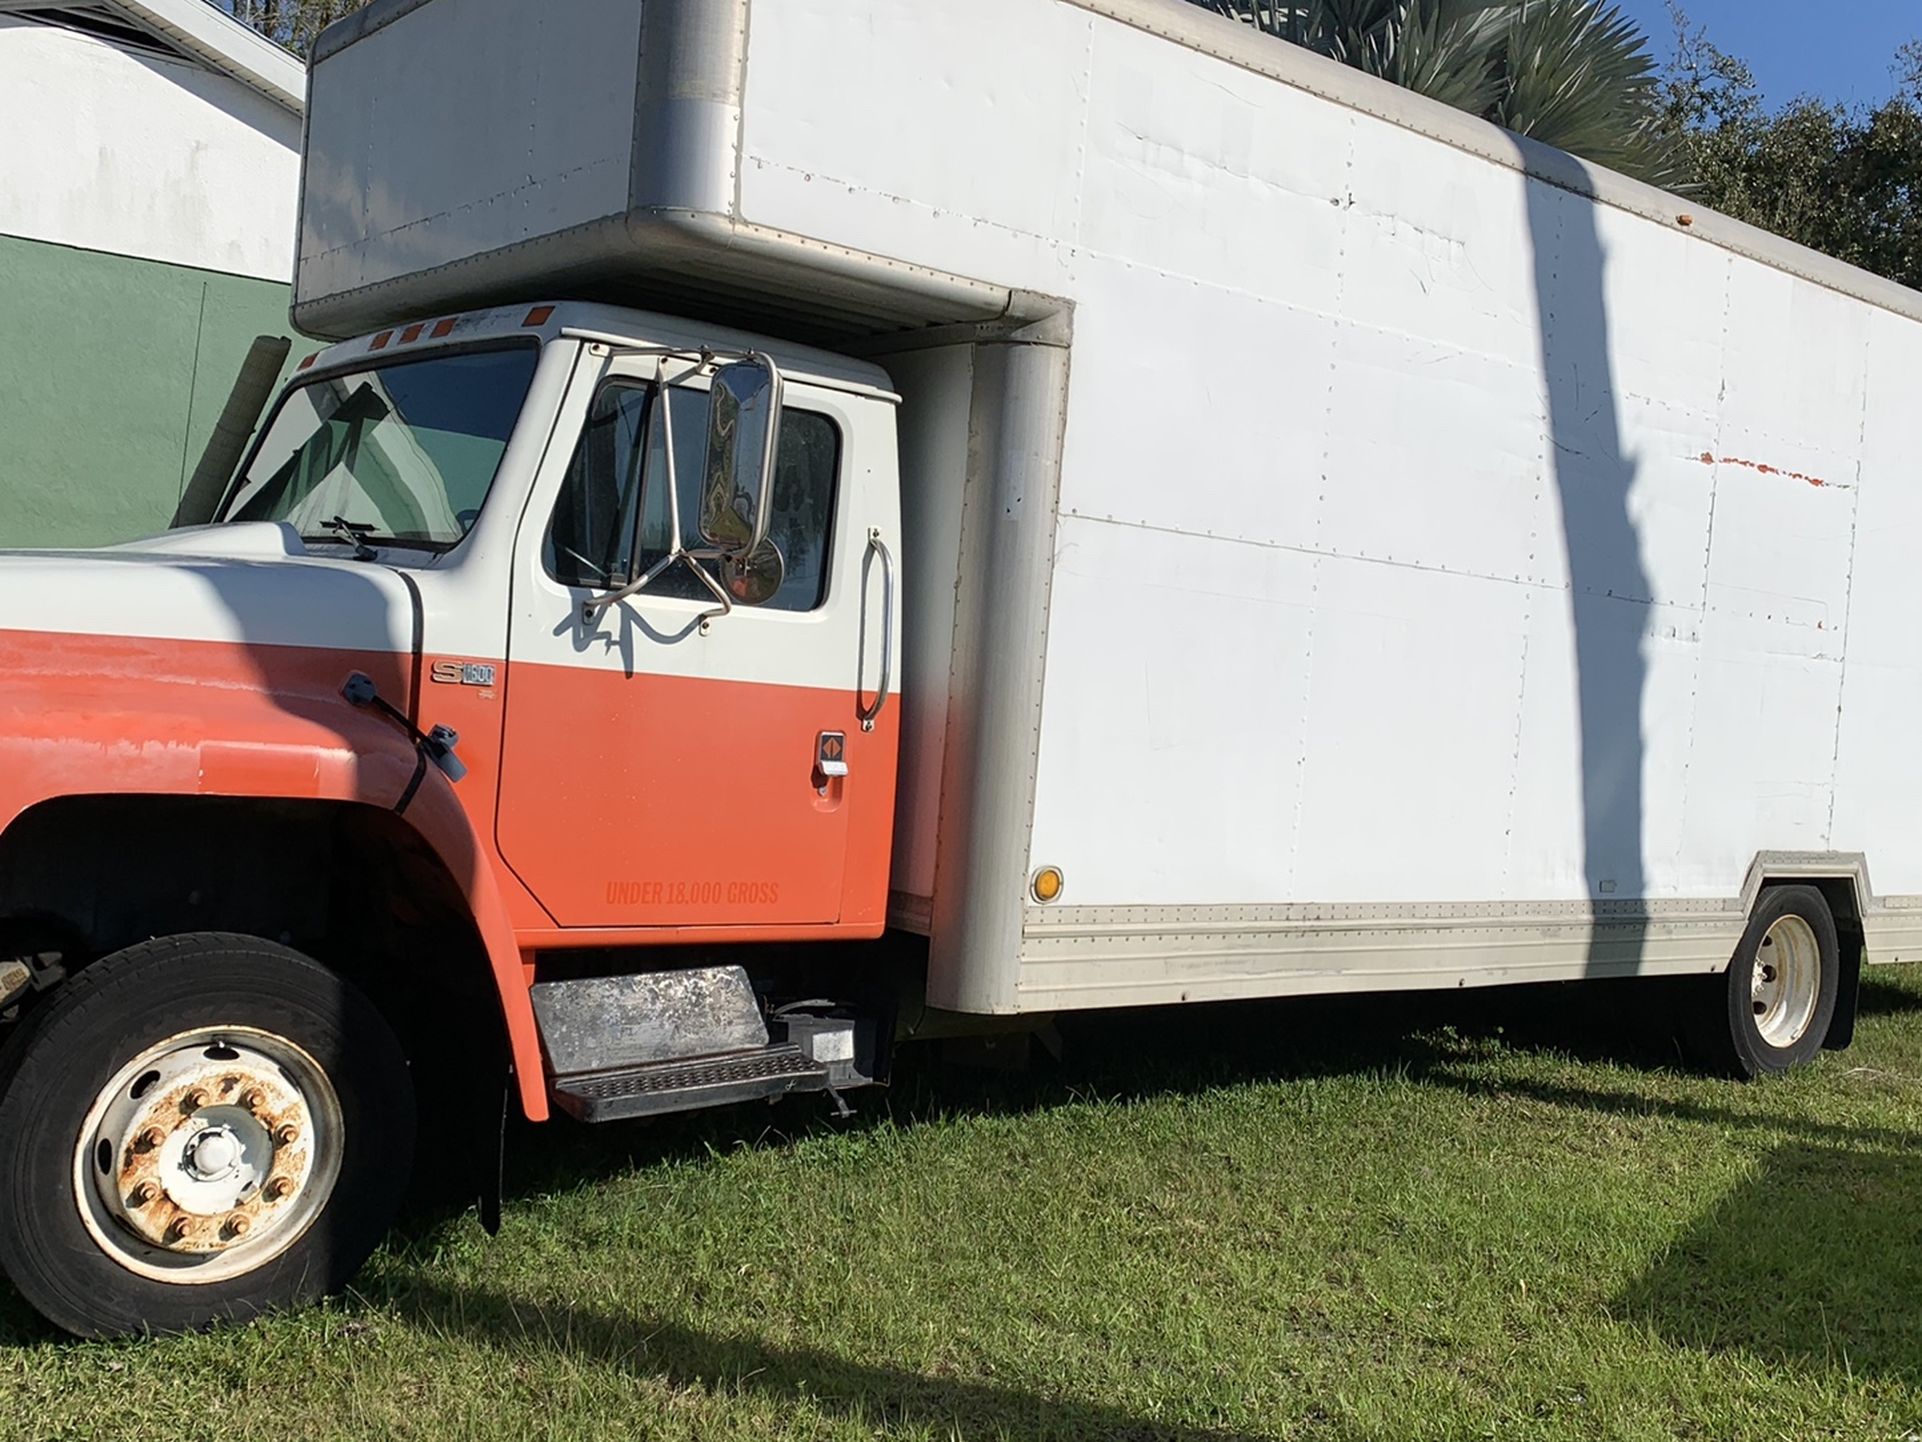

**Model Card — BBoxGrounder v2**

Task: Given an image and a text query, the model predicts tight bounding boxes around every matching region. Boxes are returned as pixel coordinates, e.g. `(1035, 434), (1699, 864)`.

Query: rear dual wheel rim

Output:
(1751, 914), (1822, 1050)
(71, 1026), (345, 1284)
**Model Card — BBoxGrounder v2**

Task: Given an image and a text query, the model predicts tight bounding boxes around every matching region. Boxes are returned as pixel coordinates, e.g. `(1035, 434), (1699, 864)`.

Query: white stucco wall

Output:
(0, 15), (301, 281)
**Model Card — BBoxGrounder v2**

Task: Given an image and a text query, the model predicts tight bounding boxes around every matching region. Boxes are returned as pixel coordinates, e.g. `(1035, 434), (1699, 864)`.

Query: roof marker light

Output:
(431, 317), (457, 339)
(523, 306), (556, 328)
(370, 330), (393, 351)
(297, 353), (318, 371)
(400, 323), (425, 344)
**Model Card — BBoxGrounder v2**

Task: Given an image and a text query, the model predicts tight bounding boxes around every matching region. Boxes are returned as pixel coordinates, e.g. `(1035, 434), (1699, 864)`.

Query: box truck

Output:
(2, 0), (1919, 1336)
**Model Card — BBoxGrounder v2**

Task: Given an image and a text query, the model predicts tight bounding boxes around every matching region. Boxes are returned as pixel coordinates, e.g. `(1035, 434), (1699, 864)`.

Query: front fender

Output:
(0, 635), (548, 1121)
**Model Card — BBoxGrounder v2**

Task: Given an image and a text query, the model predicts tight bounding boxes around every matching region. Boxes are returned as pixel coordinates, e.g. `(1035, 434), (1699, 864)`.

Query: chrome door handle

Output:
(858, 530), (894, 733)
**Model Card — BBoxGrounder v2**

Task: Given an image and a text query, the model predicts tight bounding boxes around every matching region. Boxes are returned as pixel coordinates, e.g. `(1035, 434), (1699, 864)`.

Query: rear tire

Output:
(1699, 885), (1840, 1078)
(0, 933), (414, 1338)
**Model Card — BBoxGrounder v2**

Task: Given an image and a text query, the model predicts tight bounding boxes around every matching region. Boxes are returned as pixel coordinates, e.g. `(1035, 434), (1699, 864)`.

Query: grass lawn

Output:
(5, 967), (1922, 1440)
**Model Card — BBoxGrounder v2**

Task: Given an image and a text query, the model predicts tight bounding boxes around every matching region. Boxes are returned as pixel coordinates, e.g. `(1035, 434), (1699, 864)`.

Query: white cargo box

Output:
(304, 0), (1922, 1015)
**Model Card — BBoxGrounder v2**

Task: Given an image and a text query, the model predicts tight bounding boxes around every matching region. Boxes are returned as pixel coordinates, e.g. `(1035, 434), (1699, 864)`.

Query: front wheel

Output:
(1700, 885), (1841, 1078)
(0, 934), (414, 1337)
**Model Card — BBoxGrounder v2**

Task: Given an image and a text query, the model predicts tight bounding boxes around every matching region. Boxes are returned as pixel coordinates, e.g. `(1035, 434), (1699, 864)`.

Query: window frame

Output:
(541, 374), (846, 615)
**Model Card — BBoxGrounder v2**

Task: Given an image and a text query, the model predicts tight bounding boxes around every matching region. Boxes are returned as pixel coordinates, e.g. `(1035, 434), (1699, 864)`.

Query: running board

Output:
(551, 1043), (831, 1123)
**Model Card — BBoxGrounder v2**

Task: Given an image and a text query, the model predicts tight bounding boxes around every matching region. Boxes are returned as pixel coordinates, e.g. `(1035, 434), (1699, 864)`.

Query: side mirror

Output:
(699, 357), (783, 555)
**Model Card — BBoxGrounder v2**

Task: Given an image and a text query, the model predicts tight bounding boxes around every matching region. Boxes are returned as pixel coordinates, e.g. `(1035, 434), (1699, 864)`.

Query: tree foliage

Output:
(1190, 0), (1681, 185)
(216, 0), (363, 57)
(1660, 17), (1922, 289)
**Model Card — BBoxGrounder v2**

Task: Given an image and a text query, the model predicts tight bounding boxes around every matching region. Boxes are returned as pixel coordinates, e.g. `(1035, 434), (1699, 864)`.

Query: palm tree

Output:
(1190, 0), (1683, 187)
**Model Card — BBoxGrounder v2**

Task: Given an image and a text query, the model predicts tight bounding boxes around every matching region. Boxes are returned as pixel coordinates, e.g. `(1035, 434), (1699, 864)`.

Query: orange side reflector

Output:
(523, 306), (556, 328)
(370, 330), (393, 351)
(431, 317), (457, 339)
(400, 323), (425, 344)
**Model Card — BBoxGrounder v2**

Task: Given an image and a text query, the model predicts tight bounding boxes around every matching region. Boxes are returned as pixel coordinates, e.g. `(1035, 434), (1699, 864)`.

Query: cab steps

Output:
(551, 1043), (830, 1123)
(531, 965), (877, 1125)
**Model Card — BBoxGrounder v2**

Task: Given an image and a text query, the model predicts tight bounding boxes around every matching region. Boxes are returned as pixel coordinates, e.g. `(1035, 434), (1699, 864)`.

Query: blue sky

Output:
(1611, 0), (1918, 109)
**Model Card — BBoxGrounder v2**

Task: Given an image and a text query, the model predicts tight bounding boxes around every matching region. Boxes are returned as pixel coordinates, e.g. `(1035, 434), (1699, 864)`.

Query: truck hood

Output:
(0, 523), (420, 659)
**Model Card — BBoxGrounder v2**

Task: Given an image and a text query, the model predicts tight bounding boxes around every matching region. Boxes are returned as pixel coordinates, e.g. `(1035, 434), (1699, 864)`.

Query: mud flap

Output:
(479, 1068), (508, 1236)
(1823, 939), (1864, 1052)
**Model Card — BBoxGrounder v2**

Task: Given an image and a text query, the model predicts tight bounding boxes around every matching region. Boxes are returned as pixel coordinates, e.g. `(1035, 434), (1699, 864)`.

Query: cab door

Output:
(496, 349), (899, 930)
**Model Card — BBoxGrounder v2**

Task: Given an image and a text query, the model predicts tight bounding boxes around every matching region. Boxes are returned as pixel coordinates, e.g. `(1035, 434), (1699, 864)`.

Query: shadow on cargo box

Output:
(1525, 148), (1652, 973)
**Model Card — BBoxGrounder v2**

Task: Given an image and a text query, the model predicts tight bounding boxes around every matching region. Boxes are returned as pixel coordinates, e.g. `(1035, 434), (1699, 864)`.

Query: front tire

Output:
(0, 933), (414, 1338)
(1703, 885), (1840, 1078)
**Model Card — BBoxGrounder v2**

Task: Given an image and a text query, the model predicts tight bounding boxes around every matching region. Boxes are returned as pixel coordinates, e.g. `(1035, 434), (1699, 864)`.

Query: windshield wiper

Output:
(321, 515), (378, 562)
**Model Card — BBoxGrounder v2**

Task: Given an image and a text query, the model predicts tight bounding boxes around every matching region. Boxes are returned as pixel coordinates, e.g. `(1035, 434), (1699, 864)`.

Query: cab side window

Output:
(548, 384), (649, 590)
(546, 384), (841, 613)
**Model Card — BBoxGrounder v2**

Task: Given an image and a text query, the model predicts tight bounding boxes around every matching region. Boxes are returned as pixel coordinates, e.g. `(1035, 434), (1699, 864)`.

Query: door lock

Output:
(815, 731), (849, 780)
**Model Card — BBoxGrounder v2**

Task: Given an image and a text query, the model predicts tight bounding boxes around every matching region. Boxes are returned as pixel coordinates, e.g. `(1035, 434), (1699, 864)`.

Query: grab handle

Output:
(858, 530), (895, 732)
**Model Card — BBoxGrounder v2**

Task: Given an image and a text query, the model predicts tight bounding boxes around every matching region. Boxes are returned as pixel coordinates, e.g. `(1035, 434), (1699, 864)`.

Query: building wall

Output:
(0, 16), (301, 280)
(0, 15), (305, 547)
(0, 236), (298, 547)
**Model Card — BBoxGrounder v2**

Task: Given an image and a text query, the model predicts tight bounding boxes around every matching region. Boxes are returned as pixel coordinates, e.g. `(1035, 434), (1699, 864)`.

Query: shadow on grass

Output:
(0, 969), (1699, 1350)
(1613, 1141), (1922, 1385)
(362, 1275), (1272, 1442)
(4, 967), (1917, 1357)
(1419, 1068), (1922, 1153)
(477, 971), (1713, 1207)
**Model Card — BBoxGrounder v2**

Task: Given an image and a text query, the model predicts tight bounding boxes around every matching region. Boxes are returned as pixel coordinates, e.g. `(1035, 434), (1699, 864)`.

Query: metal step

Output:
(551, 1043), (831, 1123)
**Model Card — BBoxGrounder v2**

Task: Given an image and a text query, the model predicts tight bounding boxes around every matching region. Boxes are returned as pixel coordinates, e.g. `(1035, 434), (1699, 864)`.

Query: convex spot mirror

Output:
(721, 539), (786, 606)
(699, 357), (783, 557)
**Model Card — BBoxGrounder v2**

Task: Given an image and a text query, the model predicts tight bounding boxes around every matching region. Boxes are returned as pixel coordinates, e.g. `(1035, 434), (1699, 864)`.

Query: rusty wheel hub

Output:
(74, 1027), (343, 1283)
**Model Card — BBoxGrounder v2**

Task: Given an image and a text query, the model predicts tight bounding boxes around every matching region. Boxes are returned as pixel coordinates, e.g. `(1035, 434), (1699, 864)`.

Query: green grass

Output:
(8, 971), (1922, 1440)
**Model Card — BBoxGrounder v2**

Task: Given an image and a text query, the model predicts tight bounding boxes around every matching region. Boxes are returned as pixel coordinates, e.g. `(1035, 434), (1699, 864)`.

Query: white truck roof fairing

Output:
(298, 0), (1922, 343)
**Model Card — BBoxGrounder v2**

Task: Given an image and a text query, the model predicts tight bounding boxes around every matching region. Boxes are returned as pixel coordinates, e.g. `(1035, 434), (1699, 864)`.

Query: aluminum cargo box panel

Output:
(299, 0), (644, 308)
(736, 0), (1087, 300)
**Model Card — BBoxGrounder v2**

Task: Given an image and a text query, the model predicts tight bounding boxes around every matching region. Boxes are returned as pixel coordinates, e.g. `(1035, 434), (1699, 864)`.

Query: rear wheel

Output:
(1701, 885), (1840, 1078)
(0, 933), (413, 1337)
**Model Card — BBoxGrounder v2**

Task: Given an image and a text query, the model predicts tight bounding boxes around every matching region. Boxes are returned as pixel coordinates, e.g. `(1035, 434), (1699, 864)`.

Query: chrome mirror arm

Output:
(680, 551), (735, 626)
(580, 364), (734, 626)
(579, 550), (681, 623)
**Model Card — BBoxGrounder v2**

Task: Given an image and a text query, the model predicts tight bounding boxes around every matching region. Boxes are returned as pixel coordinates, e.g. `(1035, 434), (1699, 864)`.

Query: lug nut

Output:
(136, 1126), (166, 1152)
(273, 1122), (299, 1146)
(223, 1214), (252, 1239)
(241, 1089), (266, 1112)
(264, 1176), (294, 1203)
(128, 1182), (160, 1207)
(165, 1217), (194, 1244)
(183, 1089), (209, 1112)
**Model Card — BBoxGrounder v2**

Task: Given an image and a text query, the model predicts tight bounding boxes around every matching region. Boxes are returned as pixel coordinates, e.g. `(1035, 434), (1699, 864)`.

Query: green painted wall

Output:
(0, 235), (312, 549)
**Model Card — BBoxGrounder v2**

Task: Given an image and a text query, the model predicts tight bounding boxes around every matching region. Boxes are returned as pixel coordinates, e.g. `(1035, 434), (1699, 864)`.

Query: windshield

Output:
(222, 344), (540, 551)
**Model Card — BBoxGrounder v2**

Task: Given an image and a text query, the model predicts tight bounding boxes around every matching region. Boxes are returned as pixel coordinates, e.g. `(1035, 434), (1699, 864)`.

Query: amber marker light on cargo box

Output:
(523, 306), (556, 327)
(1031, 867), (1065, 904)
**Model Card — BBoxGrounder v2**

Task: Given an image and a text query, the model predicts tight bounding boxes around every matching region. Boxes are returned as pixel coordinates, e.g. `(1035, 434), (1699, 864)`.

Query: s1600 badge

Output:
(430, 661), (497, 687)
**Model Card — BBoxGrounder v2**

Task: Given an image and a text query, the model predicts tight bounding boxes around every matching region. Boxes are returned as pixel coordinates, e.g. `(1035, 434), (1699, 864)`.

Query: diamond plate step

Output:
(551, 1043), (831, 1123)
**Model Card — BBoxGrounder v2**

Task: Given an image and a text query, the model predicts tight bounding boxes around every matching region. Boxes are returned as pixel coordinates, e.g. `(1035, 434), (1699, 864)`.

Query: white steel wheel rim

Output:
(72, 1026), (344, 1285)
(1751, 915), (1822, 1050)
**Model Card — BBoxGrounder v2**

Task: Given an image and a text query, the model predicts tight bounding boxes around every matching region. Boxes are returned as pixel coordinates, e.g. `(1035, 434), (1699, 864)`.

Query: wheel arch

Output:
(1742, 852), (1866, 1051)
(0, 790), (546, 1119)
